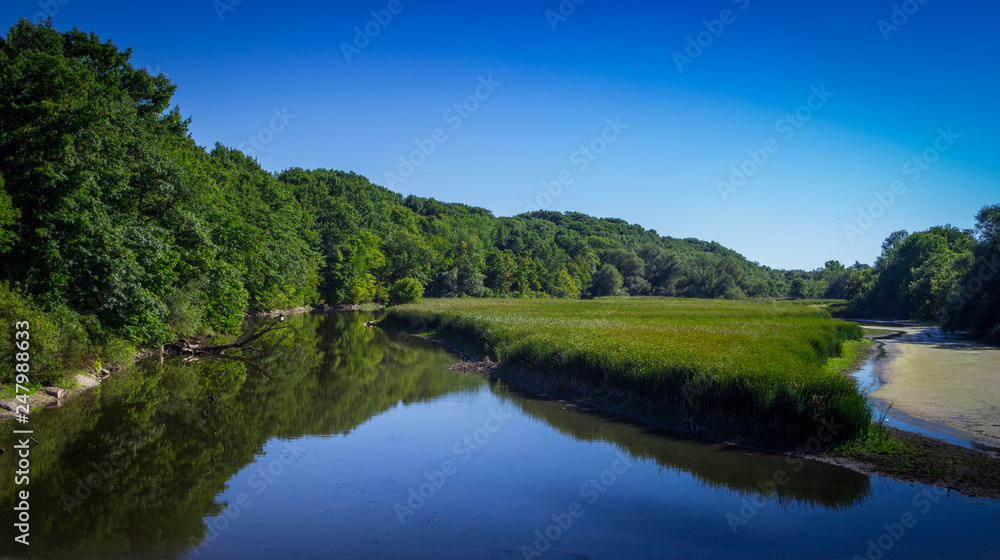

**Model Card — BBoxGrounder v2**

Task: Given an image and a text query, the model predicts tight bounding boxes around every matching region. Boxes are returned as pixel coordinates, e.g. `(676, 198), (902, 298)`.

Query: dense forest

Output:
(1, 20), (997, 384)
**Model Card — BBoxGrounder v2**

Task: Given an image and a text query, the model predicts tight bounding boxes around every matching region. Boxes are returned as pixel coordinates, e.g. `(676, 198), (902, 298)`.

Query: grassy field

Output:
(381, 297), (871, 443)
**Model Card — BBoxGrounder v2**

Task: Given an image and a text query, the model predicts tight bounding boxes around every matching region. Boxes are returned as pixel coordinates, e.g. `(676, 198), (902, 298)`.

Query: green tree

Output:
(941, 204), (1000, 338)
(0, 173), (19, 253)
(483, 250), (517, 296)
(788, 277), (811, 300)
(388, 278), (423, 306)
(849, 226), (974, 320)
(590, 264), (624, 297)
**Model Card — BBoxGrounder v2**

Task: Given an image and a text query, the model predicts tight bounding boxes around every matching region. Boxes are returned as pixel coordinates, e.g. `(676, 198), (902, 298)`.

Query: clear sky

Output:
(3, 0), (997, 270)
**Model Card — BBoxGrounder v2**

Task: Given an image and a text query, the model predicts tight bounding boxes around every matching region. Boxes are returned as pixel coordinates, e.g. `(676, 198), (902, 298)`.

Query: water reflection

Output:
(1, 311), (888, 559)
(0, 312), (477, 559)
(493, 384), (873, 511)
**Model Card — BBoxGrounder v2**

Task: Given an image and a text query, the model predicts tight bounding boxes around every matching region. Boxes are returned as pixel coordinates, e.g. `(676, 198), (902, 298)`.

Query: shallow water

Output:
(1, 312), (998, 559)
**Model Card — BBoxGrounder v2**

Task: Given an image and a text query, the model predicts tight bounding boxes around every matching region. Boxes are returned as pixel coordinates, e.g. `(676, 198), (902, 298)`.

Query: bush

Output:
(388, 278), (423, 306)
(0, 282), (86, 386)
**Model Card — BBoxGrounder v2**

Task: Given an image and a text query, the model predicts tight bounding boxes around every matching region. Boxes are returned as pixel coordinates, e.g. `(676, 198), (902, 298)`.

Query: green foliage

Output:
(163, 279), (206, 338)
(0, 21), (317, 358)
(591, 264), (625, 296)
(0, 282), (86, 385)
(789, 277), (812, 300)
(847, 224), (976, 321)
(941, 204), (1000, 339)
(0, 173), (19, 253)
(388, 278), (423, 306)
(384, 298), (871, 442)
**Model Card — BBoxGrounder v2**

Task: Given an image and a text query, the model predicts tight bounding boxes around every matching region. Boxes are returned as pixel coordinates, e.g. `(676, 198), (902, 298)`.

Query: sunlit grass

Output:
(382, 297), (872, 443)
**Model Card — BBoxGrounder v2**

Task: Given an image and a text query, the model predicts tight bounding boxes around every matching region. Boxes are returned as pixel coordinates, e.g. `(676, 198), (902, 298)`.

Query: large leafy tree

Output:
(1, 20), (184, 342)
(942, 204), (1000, 338)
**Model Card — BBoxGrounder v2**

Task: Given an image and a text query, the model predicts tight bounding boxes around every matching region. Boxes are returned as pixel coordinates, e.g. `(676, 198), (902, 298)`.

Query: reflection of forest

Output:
(496, 385), (873, 511)
(0, 312), (477, 559)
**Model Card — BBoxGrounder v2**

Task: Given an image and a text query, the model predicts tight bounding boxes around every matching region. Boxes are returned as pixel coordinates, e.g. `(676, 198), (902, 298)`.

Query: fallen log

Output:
(165, 316), (288, 355)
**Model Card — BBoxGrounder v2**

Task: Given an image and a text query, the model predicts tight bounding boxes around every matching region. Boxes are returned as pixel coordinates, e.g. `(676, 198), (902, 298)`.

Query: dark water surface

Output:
(2, 312), (998, 559)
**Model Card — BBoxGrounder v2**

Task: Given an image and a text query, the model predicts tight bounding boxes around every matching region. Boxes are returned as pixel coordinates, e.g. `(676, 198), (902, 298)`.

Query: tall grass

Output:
(382, 297), (872, 443)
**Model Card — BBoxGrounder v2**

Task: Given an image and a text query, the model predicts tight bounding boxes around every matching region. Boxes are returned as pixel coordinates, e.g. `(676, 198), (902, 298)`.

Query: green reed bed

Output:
(381, 297), (871, 443)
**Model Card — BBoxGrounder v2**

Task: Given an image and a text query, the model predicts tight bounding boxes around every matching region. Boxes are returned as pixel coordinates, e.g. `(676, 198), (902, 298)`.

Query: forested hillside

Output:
(1, 20), (997, 385)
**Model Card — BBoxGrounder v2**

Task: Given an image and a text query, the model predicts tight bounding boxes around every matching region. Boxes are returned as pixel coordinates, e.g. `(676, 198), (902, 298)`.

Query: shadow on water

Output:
(491, 383), (873, 512)
(0, 311), (478, 559)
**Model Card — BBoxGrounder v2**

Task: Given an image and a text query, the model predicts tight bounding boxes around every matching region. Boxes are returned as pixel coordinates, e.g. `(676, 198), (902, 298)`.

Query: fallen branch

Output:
(166, 316), (288, 355)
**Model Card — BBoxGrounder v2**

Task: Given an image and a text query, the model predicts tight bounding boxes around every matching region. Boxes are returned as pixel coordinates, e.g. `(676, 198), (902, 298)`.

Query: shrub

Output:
(388, 278), (423, 306)
(0, 282), (86, 386)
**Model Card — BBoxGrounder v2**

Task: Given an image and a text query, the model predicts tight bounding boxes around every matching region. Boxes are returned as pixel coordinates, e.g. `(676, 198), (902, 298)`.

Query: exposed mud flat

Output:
(867, 326), (1000, 449)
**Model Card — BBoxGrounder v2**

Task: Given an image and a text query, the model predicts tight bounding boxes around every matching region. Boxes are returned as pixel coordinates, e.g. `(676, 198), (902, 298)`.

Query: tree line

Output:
(1, 20), (996, 384)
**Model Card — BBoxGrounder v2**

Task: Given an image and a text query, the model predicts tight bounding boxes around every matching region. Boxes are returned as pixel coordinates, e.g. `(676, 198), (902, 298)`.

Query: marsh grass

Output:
(382, 297), (872, 443)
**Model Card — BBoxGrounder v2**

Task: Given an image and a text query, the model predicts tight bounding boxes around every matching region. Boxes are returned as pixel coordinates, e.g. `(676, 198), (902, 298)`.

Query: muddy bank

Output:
(821, 426), (1000, 502)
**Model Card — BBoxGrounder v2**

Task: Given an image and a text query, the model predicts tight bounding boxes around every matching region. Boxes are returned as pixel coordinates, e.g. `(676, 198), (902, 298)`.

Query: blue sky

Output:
(4, 0), (998, 270)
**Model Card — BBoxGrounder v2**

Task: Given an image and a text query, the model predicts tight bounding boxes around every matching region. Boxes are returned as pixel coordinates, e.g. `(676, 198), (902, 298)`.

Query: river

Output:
(1, 311), (997, 559)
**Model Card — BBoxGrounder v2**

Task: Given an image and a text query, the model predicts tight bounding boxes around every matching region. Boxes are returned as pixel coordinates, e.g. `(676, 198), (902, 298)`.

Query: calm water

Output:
(2, 311), (998, 559)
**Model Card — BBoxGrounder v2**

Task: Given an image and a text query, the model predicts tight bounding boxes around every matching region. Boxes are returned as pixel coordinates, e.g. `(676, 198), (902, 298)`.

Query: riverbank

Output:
(382, 303), (1000, 501)
(0, 304), (384, 422)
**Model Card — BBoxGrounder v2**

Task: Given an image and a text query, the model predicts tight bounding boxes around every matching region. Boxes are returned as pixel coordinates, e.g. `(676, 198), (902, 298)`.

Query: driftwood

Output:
(165, 315), (288, 356)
